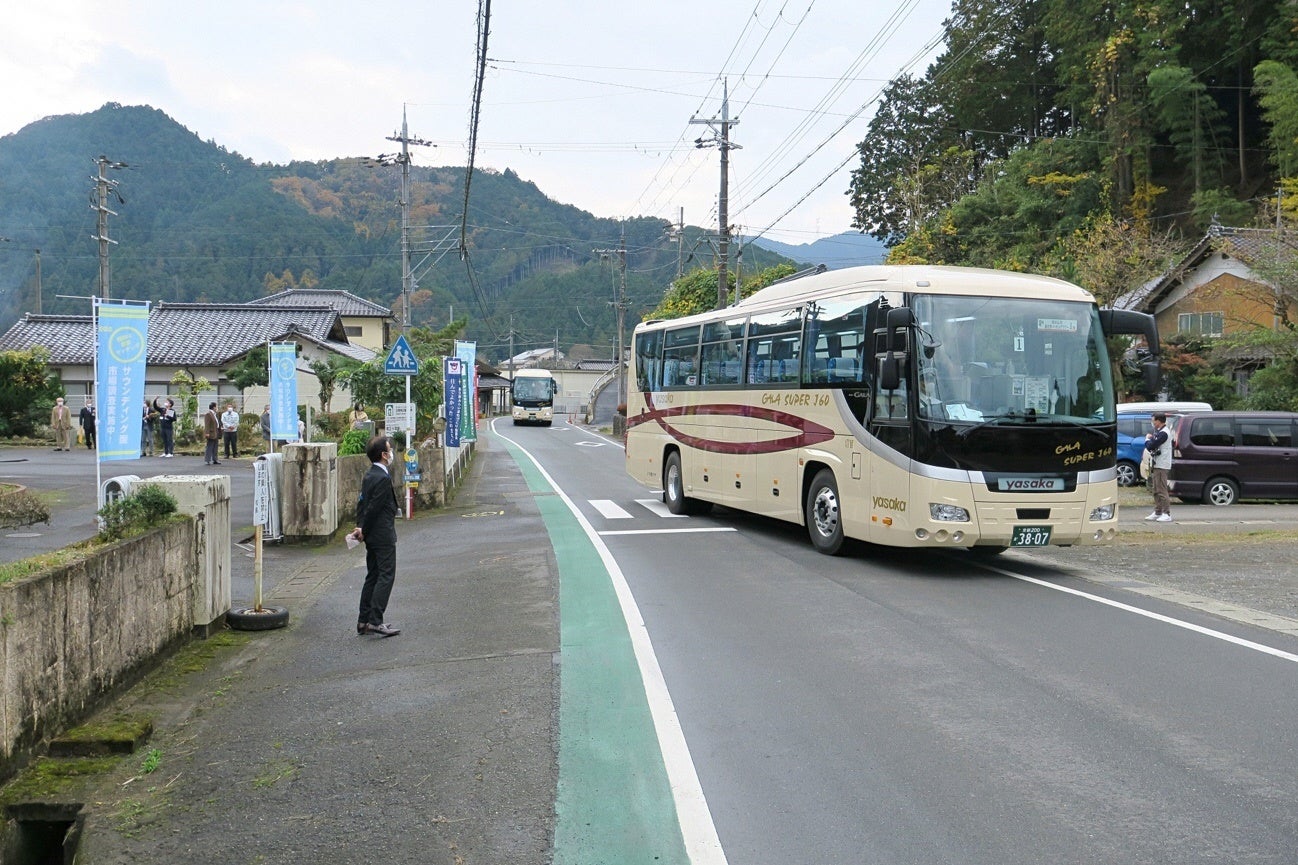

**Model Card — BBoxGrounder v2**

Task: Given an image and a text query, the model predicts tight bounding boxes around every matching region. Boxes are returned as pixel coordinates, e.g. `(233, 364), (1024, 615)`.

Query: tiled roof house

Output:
(248, 289), (393, 353)
(0, 301), (377, 412)
(1119, 226), (1297, 383)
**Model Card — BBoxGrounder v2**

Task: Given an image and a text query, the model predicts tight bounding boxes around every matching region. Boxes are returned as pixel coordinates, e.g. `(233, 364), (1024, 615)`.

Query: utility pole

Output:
(596, 228), (629, 407)
(669, 207), (685, 280)
(508, 315), (516, 381)
(34, 249), (41, 314)
(691, 80), (740, 310)
(368, 107), (433, 335)
(91, 156), (127, 300)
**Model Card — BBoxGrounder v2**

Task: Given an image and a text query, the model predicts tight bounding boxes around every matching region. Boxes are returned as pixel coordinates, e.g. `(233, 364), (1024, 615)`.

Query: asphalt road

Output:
(6, 431), (1298, 863)
(496, 419), (1298, 864)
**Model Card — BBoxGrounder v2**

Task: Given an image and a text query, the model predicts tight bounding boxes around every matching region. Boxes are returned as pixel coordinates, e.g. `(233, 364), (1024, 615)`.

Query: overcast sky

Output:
(3, 0), (953, 244)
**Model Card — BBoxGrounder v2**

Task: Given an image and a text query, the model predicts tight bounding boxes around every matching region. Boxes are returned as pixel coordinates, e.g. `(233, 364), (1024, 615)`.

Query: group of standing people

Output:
(140, 397), (178, 458)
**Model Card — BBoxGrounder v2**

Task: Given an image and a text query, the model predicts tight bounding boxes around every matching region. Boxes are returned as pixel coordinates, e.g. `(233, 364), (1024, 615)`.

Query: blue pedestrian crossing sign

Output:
(383, 335), (420, 376)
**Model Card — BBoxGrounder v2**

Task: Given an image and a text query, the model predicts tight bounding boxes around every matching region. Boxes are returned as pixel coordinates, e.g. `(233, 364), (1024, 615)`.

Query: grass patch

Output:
(252, 759), (298, 789)
(0, 756), (123, 805)
(52, 715), (153, 756)
(141, 629), (250, 695)
(0, 544), (95, 586)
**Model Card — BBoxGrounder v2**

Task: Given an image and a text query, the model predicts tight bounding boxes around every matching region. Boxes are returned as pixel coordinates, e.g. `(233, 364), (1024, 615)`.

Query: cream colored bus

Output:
(625, 265), (1160, 555)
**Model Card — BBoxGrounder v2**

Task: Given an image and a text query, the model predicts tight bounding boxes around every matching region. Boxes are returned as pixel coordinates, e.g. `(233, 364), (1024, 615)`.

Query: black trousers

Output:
(359, 542), (397, 626)
(223, 430), (238, 457)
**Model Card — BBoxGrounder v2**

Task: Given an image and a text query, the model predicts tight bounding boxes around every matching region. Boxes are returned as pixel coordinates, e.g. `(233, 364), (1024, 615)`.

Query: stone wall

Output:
(0, 519), (199, 780)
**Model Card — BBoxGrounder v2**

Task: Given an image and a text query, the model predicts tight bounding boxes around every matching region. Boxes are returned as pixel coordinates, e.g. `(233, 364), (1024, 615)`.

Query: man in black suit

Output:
(349, 435), (401, 637)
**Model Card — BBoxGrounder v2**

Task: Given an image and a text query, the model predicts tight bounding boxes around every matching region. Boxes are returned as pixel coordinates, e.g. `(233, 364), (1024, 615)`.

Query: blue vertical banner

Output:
(443, 356), (463, 448)
(454, 340), (477, 442)
(95, 299), (151, 462)
(269, 342), (299, 440)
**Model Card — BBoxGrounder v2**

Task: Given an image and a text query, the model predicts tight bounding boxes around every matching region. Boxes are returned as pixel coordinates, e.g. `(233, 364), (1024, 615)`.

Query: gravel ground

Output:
(1016, 478), (1298, 630)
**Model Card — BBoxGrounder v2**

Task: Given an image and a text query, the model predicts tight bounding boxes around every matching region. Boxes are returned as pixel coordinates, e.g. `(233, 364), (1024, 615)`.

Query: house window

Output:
(1177, 311), (1223, 336)
(344, 325), (363, 337)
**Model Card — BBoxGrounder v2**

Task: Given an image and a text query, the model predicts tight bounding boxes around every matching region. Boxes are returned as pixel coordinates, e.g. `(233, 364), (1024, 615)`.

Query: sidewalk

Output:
(30, 436), (559, 864)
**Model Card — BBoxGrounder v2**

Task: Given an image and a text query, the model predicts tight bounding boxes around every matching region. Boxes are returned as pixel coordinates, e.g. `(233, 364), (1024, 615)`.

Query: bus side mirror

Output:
(878, 353), (903, 391)
(1142, 360), (1160, 395)
(885, 306), (914, 353)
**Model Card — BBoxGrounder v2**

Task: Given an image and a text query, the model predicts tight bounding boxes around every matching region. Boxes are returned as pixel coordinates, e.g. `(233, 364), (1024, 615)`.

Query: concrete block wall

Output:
(0, 519), (199, 778)
(140, 476), (231, 633)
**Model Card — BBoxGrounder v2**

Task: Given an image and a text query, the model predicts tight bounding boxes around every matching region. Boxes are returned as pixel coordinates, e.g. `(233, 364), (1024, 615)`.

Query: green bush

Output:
(0, 487), (51, 529)
(338, 428), (370, 456)
(97, 484), (178, 542)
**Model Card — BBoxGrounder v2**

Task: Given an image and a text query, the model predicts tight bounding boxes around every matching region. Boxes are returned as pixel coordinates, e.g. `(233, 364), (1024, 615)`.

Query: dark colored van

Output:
(1169, 411), (1298, 505)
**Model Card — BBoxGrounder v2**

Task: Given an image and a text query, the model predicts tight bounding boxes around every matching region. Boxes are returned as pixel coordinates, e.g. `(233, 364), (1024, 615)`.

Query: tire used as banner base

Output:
(227, 605), (289, 631)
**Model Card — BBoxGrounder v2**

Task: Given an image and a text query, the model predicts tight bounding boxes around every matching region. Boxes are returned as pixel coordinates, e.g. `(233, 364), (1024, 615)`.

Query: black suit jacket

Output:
(355, 463), (399, 546)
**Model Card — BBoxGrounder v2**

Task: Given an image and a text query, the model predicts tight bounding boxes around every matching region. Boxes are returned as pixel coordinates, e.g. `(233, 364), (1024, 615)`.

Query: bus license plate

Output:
(1011, 525), (1052, 547)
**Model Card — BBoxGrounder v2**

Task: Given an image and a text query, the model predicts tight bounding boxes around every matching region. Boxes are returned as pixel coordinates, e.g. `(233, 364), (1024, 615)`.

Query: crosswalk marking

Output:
(600, 527), (737, 536)
(636, 498), (686, 519)
(590, 499), (634, 519)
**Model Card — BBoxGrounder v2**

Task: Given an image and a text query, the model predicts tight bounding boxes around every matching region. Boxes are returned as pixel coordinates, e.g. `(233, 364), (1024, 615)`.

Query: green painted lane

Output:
(497, 431), (690, 865)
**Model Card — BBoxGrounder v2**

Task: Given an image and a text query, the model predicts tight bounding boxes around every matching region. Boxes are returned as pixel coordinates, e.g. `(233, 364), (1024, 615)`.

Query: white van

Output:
(1116, 400), (1213, 414)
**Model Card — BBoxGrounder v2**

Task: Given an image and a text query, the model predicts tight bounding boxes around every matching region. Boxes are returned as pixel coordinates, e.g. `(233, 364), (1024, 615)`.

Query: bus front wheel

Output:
(663, 452), (710, 516)
(805, 469), (845, 555)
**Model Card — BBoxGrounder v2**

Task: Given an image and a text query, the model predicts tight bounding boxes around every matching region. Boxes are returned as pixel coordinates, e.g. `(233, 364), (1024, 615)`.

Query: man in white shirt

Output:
(220, 402), (241, 459)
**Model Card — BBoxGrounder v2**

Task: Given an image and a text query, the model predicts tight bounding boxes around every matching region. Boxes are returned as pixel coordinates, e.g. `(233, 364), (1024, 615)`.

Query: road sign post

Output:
(384, 336), (420, 518)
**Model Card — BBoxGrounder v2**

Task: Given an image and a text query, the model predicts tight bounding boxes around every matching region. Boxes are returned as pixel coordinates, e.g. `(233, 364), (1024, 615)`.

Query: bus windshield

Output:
(512, 376), (554, 405)
(912, 294), (1114, 425)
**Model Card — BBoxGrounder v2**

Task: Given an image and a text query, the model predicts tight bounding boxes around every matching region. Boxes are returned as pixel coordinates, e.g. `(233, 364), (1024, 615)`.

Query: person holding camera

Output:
(1144, 412), (1173, 522)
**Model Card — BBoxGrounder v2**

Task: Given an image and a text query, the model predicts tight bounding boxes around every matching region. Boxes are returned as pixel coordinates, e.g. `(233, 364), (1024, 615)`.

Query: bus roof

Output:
(511, 368), (555, 379)
(637, 265), (1096, 331)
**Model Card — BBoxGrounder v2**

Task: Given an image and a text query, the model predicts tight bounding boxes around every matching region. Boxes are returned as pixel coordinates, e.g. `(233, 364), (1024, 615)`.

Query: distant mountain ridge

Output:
(747, 232), (888, 269)
(0, 103), (792, 358)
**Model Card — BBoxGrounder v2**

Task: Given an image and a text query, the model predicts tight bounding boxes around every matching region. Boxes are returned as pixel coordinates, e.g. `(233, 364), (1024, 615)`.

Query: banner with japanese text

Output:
(454, 340), (477, 442)
(95, 299), (150, 462)
(443, 356), (463, 449)
(269, 342), (299, 440)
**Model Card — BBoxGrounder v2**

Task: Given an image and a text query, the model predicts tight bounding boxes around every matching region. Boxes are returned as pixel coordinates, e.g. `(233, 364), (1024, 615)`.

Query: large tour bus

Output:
(625, 265), (1159, 555)
(511, 368), (558, 426)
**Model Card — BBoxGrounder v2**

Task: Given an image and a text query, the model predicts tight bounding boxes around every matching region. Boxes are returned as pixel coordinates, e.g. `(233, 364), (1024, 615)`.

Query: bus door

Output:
(867, 326), (916, 543)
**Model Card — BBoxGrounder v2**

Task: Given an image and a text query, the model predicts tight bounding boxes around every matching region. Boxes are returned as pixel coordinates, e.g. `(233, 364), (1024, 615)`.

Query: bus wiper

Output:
(954, 414), (1024, 437)
(956, 410), (1107, 439)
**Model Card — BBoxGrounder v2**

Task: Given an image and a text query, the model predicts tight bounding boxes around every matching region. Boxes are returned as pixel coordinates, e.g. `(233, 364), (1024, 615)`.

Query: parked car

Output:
(1169, 411), (1298, 505)
(1114, 401), (1213, 487)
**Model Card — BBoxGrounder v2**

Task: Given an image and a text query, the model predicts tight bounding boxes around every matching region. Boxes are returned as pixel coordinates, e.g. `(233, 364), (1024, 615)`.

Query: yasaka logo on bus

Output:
(997, 478), (1065, 491)
(872, 496), (907, 511)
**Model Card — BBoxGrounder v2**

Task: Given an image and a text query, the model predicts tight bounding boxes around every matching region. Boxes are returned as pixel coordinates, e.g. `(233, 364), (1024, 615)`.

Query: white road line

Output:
(493, 420), (729, 864)
(590, 499), (634, 519)
(638, 498), (686, 518)
(977, 560), (1298, 665)
(600, 527), (739, 536)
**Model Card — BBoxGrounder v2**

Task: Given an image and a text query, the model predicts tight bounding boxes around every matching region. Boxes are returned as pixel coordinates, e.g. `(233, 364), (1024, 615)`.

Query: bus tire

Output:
(662, 453), (712, 515)
(805, 469), (845, 555)
(663, 452), (690, 515)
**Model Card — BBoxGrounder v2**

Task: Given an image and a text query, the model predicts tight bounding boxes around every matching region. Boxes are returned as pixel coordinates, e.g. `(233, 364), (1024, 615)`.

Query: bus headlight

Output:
(930, 503), (970, 522)
(1089, 504), (1116, 521)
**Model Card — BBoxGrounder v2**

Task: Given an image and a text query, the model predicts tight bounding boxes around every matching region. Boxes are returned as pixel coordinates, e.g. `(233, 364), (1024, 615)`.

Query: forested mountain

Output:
(0, 104), (788, 361)
(848, 0), (1298, 300)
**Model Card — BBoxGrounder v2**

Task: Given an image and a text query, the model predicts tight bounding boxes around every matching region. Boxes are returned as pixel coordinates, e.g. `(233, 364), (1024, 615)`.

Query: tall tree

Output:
(848, 75), (971, 246)
(1253, 60), (1298, 177)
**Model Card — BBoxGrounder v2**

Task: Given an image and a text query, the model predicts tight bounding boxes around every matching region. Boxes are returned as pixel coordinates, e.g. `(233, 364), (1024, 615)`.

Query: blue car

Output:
(1113, 402), (1213, 486)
